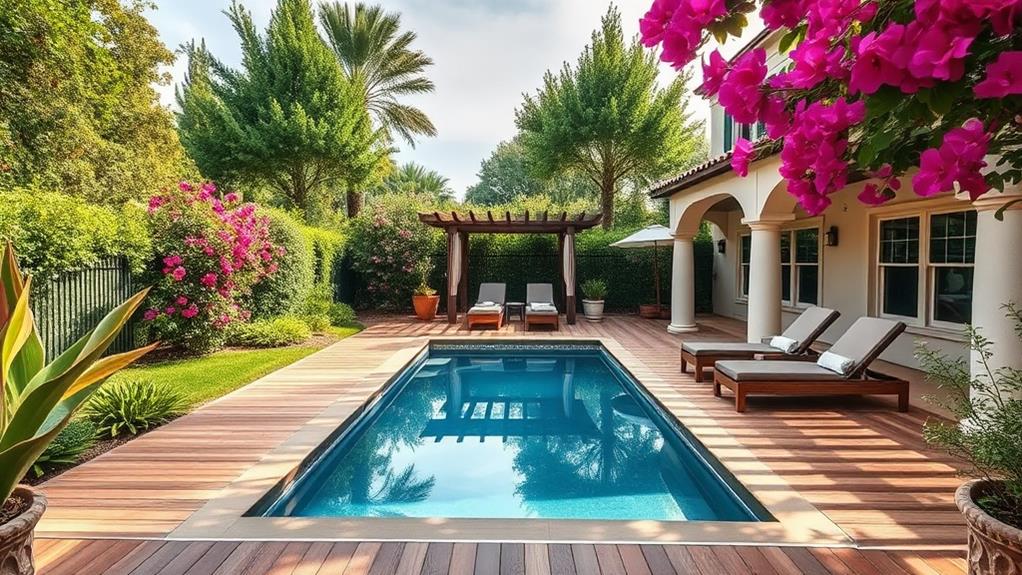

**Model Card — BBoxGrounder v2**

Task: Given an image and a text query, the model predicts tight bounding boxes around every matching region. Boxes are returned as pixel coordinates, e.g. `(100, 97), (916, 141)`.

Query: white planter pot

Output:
(583, 299), (605, 322)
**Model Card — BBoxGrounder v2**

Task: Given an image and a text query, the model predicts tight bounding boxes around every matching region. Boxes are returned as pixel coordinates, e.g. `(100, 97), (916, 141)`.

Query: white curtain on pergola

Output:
(562, 233), (576, 298)
(448, 231), (463, 295)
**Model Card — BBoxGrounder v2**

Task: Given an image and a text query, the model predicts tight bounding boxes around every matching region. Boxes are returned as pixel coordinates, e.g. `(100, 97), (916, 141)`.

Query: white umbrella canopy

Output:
(609, 224), (674, 249)
(610, 224), (673, 313)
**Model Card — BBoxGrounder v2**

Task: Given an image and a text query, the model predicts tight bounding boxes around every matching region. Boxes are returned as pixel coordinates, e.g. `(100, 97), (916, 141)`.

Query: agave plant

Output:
(0, 241), (155, 505)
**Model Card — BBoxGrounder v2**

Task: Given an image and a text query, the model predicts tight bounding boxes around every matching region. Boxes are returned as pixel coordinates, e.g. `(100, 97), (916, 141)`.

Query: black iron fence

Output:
(31, 257), (138, 359)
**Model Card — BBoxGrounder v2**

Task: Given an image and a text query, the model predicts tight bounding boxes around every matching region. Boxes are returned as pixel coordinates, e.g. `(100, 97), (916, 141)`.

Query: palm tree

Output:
(319, 2), (437, 147)
(381, 162), (453, 202)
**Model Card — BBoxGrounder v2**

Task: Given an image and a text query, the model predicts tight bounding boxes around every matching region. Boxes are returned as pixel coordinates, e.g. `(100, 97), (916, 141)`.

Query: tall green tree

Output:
(0, 0), (190, 203)
(319, 2), (436, 147)
(465, 137), (593, 206)
(379, 162), (453, 203)
(176, 0), (383, 221)
(515, 6), (704, 229)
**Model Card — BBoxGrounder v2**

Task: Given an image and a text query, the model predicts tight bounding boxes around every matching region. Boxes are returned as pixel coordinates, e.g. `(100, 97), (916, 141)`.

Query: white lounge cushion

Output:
(817, 350), (855, 376)
(530, 302), (556, 311)
(468, 304), (502, 314)
(769, 335), (800, 354)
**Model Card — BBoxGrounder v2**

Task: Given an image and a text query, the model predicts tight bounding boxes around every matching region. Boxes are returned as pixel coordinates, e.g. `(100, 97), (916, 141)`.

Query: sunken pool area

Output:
(254, 342), (770, 523)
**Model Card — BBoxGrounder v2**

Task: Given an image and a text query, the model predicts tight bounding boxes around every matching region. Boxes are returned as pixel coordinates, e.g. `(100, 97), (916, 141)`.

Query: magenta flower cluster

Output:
(640, 0), (1022, 215)
(144, 182), (281, 351)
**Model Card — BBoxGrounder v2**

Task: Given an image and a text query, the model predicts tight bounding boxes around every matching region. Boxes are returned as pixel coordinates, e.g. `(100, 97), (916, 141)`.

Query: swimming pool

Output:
(257, 342), (770, 522)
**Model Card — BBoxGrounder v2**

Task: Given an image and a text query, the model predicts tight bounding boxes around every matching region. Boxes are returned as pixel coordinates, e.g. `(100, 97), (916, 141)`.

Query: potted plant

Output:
(919, 304), (1022, 575)
(410, 262), (439, 321)
(0, 242), (153, 575)
(581, 279), (608, 322)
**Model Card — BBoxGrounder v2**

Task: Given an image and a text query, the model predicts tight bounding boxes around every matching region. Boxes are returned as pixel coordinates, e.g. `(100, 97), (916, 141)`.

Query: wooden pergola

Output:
(419, 210), (603, 325)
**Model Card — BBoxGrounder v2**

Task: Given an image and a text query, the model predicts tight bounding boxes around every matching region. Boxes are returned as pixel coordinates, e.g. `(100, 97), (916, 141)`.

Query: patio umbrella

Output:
(610, 224), (673, 312)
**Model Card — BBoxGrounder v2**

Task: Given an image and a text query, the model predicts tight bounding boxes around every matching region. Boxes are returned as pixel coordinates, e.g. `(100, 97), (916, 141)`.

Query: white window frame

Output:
(737, 232), (751, 301)
(781, 224), (822, 309)
(872, 205), (977, 332)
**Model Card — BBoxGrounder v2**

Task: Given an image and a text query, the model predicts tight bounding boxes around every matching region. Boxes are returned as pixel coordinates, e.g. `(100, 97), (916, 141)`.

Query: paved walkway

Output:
(34, 314), (970, 574)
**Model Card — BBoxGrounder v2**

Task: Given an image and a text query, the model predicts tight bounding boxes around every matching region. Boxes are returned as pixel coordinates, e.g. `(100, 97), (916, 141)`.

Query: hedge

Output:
(343, 227), (713, 314)
(0, 189), (152, 284)
(249, 209), (347, 318)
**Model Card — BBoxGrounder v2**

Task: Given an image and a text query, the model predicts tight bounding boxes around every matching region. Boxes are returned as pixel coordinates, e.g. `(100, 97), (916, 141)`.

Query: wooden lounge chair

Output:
(713, 317), (909, 412)
(466, 283), (506, 329)
(681, 306), (840, 381)
(525, 283), (559, 331)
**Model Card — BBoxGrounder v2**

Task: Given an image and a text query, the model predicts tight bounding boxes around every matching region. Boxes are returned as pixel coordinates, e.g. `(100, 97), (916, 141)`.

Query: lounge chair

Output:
(467, 283), (506, 329)
(525, 283), (559, 330)
(681, 306), (841, 381)
(713, 317), (909, 412)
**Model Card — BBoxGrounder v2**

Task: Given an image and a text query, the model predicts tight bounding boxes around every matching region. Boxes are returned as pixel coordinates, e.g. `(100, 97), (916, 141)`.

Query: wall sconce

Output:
(717, 239), (727, 254)
(825, 226), (839, 247)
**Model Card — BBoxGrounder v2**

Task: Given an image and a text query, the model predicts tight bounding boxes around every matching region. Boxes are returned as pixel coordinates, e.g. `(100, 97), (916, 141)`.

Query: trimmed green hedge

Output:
(422, 230), (713, 313)
(0, 189), (152, 284)
(343, 226), (713, 314)
(249, 209), (346, 318)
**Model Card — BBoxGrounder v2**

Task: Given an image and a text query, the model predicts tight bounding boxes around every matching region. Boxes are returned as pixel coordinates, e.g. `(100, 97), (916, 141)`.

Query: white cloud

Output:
(146, 0), (712, 198)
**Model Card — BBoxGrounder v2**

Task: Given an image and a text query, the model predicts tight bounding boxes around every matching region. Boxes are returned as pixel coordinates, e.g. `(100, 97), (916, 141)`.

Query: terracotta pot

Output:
(658, 307), (671, 320)
(0, 486), (47, 575)
(412, 294), (439, 321)
(639, 304), (662, 319)
(956, 479), (1022, 575)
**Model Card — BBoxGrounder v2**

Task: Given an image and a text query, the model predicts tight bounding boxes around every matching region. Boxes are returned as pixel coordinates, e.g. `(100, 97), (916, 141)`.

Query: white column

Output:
(970, 193), (1022, 397)
(744, 217), (792, 343)
(668, 235), (698, 334)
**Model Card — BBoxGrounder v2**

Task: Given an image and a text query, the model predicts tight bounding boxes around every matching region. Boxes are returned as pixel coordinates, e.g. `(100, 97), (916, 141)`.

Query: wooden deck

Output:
(34, 314), (970, 574)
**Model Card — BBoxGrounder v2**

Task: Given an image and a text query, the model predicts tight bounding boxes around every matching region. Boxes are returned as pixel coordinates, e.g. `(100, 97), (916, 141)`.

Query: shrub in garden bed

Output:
(84, 380), (188, 438)
(142, 182), (282, 354)
(347, 193), (442, 311)
(32, 420), (98, 477)
(226, 316), (312, 348)
(248, 208), (315, 319)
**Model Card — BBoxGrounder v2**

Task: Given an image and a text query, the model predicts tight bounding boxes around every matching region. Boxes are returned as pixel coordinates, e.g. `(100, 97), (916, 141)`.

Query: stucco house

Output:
(651, 30), (1022, 395)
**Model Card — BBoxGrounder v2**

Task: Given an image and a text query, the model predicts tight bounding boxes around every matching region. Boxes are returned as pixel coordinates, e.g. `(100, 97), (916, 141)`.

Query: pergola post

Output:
(446, 229), (459, 324)
(565, 227), (577, 324)
(459, 232), (469, 313)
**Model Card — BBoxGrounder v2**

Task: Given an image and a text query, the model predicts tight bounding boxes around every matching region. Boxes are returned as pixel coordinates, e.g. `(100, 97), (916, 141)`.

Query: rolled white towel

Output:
(817, 350), (855, 376)
(769, 335), (800, 354)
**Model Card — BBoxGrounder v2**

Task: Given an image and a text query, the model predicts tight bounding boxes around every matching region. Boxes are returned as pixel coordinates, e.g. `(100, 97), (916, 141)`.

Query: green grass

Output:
(108, 324), (363, 407)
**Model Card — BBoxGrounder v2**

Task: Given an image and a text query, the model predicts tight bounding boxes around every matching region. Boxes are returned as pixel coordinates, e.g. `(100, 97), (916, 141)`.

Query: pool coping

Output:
(168, 335), (854, 547)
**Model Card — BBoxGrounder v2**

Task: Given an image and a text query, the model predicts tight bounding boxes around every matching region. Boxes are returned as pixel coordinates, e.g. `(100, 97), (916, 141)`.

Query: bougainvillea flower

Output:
(761, 0), (803, 29)
(731, 138), (755, 177)
(717, 49), (767, 123)
(171, 266), (187, 282)
(849, 28), (907, 94)
(974, 52), (1022, 98)
(639, 0), (681, 46)
(761, 95), (792, 139)
(699, 50), (729, 96)
(908, 27), (974, 82)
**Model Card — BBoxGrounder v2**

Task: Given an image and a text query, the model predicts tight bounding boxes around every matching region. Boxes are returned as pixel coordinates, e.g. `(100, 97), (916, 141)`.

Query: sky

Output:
(146, 0), (717, 197)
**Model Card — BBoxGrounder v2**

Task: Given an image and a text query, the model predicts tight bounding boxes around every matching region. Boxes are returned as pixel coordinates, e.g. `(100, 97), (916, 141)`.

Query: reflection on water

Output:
(270, 351), (757, 521)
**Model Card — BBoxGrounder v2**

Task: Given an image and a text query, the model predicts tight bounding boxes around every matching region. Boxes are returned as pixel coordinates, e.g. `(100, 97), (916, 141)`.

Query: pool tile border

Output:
(169, 335), (853, 546)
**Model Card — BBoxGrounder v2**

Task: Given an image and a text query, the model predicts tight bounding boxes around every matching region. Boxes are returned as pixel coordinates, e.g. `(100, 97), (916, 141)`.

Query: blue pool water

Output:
(260, 343), (768, 522)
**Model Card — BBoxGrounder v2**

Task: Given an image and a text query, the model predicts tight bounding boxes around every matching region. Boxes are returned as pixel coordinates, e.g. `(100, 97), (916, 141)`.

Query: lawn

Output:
(107, 324), (362, 407)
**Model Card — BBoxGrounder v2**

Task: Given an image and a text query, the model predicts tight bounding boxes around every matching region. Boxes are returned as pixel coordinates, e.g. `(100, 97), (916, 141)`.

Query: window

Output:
(723, 113), (767, 153)
(930, 211), (976, 325)
(779, 228), (820, 307)
(795, 228), (819, 305)
(875, 210), (976, 328)
(780, 233), (791, 302)
(740, 234), (751, 297)
(879, 217), (920, 318)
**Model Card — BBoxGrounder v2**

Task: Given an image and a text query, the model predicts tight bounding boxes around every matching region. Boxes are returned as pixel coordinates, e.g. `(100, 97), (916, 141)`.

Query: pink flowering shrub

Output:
(640, 0), (1022, 215)
(143, 182), (281, 353)
(347, 195), (441, 311)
